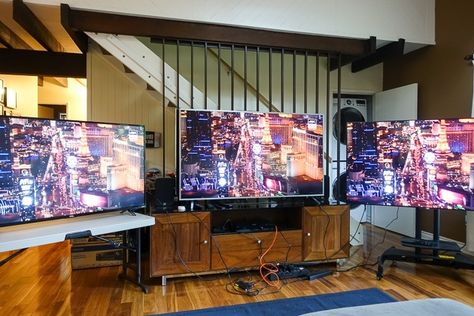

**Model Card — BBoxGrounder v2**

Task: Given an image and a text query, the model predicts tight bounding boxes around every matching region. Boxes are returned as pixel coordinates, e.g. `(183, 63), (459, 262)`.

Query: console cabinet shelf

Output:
(149, 205), (349, 278)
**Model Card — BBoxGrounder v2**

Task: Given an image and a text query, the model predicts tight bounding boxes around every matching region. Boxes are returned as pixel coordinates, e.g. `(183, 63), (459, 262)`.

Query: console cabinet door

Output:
(302, 205), (350, 261)
(150, 212), (210, 277)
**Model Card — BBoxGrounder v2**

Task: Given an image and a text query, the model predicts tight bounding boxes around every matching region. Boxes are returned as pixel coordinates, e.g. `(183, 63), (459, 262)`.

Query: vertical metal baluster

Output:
(336, 53), (342, 205)
(316, 52), (319, 113)
(256, 46), (260, 111)
(244, 46), (248, 111)
(218, 43), (221, 110)
(293, 50), (296, 113)
(176, 40), (180, 108)
(269, 48), (272, 111)
(281, 48), (284, 112)
(204, 41), (208, 109)
(231, 44), (235, 111)
(325, 53), (330, 188)
(162, 39), (166, 176)
(191, 41), (194, 109)
(304, 51), (307, 114)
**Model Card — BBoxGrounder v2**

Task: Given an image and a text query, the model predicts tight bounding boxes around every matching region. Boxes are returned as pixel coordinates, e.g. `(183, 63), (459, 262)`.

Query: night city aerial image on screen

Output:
(0, 117), (145, 226)
(179, 110), (324, 199)
(347, 119), (474, 210)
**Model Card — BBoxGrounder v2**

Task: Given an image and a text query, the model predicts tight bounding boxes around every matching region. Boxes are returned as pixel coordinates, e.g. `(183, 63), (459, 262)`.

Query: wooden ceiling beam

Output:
(0, 48), (85, 78)
(60, 4), (88, 53)
(64, 5), (373, 56)
(0, 20), (31, 49)
(0, 36), (13, 49)
(351, 38), (405, 73)
(12, 0), (64, 52)
(329, 36), (376, 71)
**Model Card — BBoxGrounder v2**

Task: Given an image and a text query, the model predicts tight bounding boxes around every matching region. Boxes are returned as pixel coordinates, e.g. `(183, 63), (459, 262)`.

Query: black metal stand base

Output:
(376, 208), (474, 280)
(118, 271), (149, 294)
(376, 246), (474, 279)
(120, 228), (149, 293)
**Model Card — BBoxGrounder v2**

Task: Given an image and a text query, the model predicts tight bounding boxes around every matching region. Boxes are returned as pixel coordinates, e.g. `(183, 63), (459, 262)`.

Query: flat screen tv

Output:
(0, 116), (145, 227)
(346, 118), (474, 210)
(179, 109), (324, 200)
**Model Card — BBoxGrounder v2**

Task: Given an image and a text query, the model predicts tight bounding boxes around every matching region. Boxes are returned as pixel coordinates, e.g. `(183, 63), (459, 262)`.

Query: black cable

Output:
(337, 207), (400, 272)
(278, 230), (292, 264)
(318, 205), (331, 261)
(164, 209), (211, 281)
(187, 211), (234, 281)
(320, 204), (367, 262)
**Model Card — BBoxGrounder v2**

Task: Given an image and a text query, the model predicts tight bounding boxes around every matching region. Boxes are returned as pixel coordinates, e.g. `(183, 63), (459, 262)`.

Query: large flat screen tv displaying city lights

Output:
(179, 109), (324, 200)
(346, 118), (474, 210)
(0, 116), (145, 227)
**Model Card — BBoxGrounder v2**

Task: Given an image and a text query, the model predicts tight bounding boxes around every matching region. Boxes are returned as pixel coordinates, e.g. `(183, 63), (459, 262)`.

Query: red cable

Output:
(259, 225), (281, 288)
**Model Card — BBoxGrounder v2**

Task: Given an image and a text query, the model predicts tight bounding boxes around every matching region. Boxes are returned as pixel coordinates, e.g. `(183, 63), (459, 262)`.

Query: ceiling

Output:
(0, 0), (80, 53)
(0, 0), (411, 77)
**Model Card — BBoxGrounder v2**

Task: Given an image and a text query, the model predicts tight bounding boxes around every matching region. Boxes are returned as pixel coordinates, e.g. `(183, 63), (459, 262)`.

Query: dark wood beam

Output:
(60, 4), (88, 53)
(329, 36), (376, 71)
(13, 0), (64, 52)
(0, 36), (12, 49)
(64, 6), (372, 56)
(351, 38), (405, 73)
(0, 48), (86, 78)
(0, 20), (31, 49)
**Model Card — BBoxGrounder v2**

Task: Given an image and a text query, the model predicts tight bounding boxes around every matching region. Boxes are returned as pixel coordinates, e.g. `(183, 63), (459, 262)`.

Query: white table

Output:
(0, 211), (155, 292)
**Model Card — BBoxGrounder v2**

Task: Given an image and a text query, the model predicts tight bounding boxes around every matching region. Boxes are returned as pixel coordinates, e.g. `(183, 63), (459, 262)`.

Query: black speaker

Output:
(153, 178), (176, 209)
(323, 175), (330, 204)
(332, 172), (360, 209)
(332, 107), (365, 145)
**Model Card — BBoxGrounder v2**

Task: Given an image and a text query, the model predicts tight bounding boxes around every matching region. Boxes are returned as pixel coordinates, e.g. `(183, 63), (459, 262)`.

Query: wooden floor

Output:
(0, 224), (473, 315)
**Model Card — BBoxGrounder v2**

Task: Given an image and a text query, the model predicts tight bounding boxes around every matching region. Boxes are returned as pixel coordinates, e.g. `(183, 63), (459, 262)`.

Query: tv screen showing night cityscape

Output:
(179, 110), (324, 200)
(0, 117), (145, 227)
(346, 118), (474, 210)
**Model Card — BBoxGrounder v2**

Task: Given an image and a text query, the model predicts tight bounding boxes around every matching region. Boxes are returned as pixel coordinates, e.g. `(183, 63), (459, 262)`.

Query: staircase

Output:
(86, 32), (217, 108)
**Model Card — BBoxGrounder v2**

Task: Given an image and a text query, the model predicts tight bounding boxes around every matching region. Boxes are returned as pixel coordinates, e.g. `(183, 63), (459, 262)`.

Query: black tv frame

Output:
(177, 108), (325, 202)
(0, 115), (146, 228)
(346, 117), (474, 211)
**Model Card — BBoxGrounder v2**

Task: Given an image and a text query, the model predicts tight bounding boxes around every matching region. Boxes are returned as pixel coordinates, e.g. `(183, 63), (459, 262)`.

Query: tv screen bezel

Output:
(346, 117), (474, 211)
(178, 108), (325, 201)
(0, 115), (146, 228)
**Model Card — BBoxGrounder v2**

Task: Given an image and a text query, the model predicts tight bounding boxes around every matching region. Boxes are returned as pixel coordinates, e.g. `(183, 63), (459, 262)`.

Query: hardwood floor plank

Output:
(0, 224), (473, 315)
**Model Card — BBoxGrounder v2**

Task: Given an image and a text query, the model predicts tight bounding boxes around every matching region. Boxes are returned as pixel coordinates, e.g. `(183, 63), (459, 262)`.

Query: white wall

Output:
(29, 0), (435, 45)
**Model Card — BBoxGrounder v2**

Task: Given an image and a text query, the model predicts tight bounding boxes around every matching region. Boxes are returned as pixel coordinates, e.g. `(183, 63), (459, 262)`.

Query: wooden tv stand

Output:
(149, 204), (349, 283)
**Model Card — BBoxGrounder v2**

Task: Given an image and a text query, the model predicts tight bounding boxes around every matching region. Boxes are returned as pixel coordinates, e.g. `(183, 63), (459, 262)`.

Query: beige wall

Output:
(38, 79), (87, 121)
(87, 45), (172, 173)
(0, 74), (38, 117)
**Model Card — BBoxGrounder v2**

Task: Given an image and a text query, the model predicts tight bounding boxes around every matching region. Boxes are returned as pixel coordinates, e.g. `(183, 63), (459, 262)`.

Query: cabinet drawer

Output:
(211, 230), (302, 253)
(211, 230), (302, 270)
(211, 247), (302, 270)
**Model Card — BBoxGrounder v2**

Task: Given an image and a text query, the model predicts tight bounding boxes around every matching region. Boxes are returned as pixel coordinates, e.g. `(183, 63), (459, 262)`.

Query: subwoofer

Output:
(153, 178), (177, 210)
